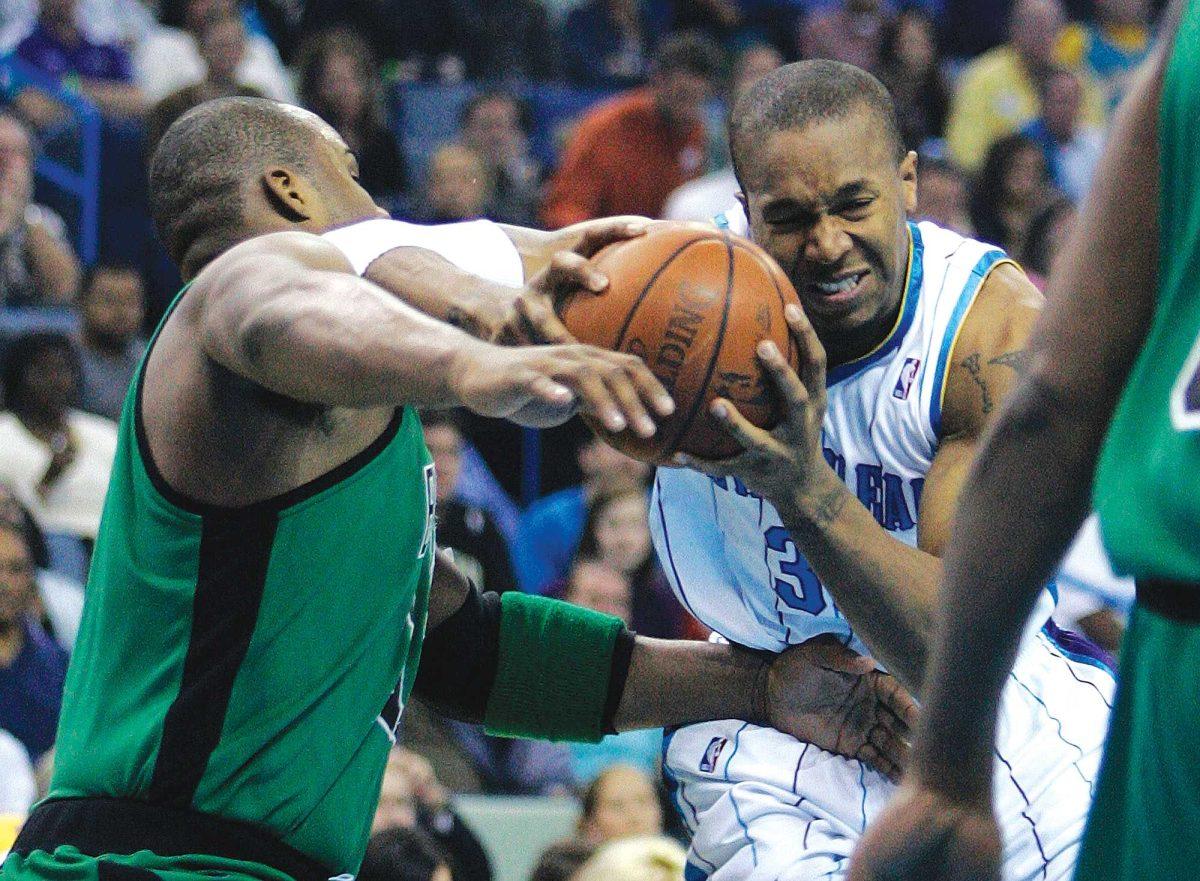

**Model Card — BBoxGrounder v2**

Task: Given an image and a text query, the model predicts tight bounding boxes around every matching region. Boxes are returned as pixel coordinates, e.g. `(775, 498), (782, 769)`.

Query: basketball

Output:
(559, 222), (803, 463)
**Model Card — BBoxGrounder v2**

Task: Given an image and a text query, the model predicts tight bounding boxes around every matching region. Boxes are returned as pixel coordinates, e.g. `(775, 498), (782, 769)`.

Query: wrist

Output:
(778, 465), (848, 529)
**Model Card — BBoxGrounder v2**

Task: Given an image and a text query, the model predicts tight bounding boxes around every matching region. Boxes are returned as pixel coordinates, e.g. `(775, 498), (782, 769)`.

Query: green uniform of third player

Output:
(1083, 1), (1200, 877)
(1, 287), (435, 881)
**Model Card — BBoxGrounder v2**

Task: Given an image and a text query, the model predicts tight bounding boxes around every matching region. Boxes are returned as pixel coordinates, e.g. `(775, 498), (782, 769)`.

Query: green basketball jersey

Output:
(1095, 0), (1200, 582)
(47, 287), (436, 874)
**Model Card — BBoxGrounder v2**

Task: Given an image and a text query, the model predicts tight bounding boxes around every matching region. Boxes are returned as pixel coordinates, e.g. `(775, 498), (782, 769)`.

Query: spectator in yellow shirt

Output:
(1056, 0), (1151, 111)
(945, 0), (1106, 173)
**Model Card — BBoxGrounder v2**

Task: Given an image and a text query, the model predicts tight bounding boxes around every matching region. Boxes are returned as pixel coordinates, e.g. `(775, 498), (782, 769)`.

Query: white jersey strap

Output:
(321, 218), (524, 287)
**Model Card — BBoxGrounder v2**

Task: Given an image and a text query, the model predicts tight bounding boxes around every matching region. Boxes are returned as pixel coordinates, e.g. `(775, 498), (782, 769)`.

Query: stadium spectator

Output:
(576, 764), (664, 846)
(422, 411), (515, 594)
(14, 0), (147, 119)
(568, 486), (685, 638)
(0, 520), (68, 763)
(542, 32), (722, 227)
(512, 434), (649, 596)
(561, 557), (663, 783)
(663, 42), (782, 223)
(0, 482), (83, 652)
(1057, 0), (1150, 110)
(458, 91), (543, 227)
(796, 0), (893, 75)
(944, 0), (1105, 172)
(146, 8), (266, 153)
(74, 263), (145, 422)
(359, 826), (454, 881)
(877, 7), (949, 153)
(913, 156), (973, 237)
(374, 748), (494, 881)
(417, 144), (492, 225)
(134, 0), (293, 105)
(574, 835), (687, 881)
(0, 332), (118, 581)
(968, 132), (1054, 257)
(561, 0), (669, 89)
(296, 27), (407, 210)
(1021, 66), (1105, 203)
(441, 718), (574, 796)
(0, 727), (36, 816)
(0, 0), (157, 57)
(528, 839), (595, 881)
(0, 112), (80, 307)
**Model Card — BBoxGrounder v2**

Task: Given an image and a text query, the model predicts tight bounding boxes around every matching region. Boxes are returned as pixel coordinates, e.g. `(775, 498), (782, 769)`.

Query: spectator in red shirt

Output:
(541, 32), (723, 228)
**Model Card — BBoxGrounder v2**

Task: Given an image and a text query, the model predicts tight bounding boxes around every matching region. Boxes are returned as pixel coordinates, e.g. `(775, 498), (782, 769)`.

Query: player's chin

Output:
(507, 398), (580, 428)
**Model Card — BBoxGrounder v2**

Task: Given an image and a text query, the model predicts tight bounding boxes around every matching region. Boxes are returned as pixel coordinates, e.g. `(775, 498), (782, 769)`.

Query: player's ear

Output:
(735, 191), (749, 222)
(900, 151), (918, 214)
(261, 166), (317, 222)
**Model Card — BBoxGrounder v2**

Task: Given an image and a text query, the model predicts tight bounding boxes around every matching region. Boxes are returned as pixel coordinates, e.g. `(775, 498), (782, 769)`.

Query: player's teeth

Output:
(815, 274), (860, 294)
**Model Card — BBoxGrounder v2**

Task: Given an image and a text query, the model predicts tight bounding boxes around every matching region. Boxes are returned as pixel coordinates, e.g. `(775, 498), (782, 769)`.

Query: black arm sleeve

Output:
(413, 582), (637, 733)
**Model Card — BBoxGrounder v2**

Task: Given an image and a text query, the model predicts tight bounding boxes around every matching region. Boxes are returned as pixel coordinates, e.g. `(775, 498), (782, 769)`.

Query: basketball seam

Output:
(731, 239), (799, 396)
(662, 234), (737, 457)
(612, 236), (715, 351)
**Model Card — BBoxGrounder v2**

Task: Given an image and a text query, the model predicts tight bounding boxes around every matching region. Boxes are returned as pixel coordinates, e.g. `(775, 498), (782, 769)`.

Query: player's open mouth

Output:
(808, 271), (869, 305)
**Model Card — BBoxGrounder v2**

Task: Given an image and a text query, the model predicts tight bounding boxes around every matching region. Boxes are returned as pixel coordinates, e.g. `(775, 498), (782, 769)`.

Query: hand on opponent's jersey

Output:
(767, 635), (917, 783)
(675, 303), (836, 515)
(847, 782), (1002, 881)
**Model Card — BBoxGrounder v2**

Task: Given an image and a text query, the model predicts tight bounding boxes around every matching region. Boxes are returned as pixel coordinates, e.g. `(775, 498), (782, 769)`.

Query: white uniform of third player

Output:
(651, 217), (1116, 881)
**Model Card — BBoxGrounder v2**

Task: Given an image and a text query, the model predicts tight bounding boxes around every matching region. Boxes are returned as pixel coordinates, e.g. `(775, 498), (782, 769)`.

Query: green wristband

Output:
(483, 592), (625, 743)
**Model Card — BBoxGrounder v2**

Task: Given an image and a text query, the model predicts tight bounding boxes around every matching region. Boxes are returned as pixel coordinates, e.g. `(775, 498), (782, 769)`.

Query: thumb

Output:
(814, 641), (877, 676)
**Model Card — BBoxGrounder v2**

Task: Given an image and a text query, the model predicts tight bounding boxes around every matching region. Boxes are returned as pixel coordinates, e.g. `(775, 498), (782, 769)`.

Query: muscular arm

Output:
(912, 43), (1166, 800)
(195, 231), (489, 408)
(762, 265), (1041, 693)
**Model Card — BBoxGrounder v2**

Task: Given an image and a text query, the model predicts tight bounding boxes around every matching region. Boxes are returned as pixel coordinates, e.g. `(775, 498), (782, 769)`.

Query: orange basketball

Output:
(559, 222), (803, 463)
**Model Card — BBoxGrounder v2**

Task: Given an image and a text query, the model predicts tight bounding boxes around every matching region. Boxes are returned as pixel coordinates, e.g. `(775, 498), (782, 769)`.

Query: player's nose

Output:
(803, 217), (852, 266)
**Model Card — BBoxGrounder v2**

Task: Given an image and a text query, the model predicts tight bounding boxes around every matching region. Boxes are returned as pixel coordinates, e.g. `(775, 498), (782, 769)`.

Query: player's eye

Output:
(841, 199), (874, 219)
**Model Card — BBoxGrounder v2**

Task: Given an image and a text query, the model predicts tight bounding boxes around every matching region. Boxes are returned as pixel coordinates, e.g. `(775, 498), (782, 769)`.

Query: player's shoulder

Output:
(191, 231), (352, 297)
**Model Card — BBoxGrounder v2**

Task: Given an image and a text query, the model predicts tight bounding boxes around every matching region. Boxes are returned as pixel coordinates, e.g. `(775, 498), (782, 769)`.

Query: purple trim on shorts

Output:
(1042, 619), (1117, 675)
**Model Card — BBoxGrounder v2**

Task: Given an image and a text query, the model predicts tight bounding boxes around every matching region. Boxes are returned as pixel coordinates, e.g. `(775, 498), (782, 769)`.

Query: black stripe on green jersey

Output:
(147, 509), (278, 805)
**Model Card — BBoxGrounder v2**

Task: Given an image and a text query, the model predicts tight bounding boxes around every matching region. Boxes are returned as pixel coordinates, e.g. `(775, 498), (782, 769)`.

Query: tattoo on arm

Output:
(988, 350), (1029, 374)
(960, 352), (993, 414)
(810, 484), (850, 528)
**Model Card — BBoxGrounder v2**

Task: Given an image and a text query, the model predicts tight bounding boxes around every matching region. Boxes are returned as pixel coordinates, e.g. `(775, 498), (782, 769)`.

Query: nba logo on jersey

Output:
(700, 736), (728, 772)
(893, 357), (921, 400)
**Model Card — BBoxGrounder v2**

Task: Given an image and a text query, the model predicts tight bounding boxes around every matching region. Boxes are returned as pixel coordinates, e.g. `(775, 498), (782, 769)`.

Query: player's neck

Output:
(819, 293), (904, 370)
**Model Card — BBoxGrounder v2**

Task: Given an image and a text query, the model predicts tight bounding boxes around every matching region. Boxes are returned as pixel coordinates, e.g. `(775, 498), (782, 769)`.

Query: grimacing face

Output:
(739, 108), (917, 349)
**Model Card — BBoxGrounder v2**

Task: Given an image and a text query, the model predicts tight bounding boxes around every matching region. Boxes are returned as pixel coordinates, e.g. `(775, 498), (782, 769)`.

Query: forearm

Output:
(79, 80), (147, 117)
(24, 224), (80, 304)
(613, 637), (767, 731)
(364, 246), (518, 341)
(207, 266), (486, 409)
(914, 374), (1100, 795)
(778, 470), (940, 691)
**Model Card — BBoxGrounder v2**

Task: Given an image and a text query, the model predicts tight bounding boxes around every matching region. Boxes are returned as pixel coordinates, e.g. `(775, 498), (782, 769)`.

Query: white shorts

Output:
(664, 627), (1116, 881)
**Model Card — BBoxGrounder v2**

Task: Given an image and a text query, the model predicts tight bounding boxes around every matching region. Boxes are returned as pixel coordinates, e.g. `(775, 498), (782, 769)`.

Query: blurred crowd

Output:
(0, 0), (1159, 876)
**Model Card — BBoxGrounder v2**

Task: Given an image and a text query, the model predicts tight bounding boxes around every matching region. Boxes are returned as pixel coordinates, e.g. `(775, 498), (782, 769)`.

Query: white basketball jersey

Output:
(651, 218), (1057, 655)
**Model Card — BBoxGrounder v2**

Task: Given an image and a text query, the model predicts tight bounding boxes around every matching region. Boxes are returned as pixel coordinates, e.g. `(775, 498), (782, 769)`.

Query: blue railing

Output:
(0, 55), (102, 265)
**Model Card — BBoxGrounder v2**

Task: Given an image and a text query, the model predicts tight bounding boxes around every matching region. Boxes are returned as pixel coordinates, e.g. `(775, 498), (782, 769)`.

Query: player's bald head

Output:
(148, 97), (329, 274)
(729, 60), (905, 193)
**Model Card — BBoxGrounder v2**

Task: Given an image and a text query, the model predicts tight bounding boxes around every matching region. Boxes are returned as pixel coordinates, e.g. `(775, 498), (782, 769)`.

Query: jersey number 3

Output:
(764, 526), (827, 614)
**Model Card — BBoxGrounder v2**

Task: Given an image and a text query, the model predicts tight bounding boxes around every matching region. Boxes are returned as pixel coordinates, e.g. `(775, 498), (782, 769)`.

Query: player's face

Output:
(741, 110), (916, 347)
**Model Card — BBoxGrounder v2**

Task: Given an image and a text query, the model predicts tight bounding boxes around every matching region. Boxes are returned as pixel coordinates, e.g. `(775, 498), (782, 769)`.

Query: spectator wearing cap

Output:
(0, 112), (80, 308)
(1056, 0), (1150, 111)
(542, 32), (723, 228)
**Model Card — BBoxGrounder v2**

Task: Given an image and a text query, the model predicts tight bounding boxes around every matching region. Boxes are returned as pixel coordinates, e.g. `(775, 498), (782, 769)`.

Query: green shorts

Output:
(1075, 602), (1200, 881)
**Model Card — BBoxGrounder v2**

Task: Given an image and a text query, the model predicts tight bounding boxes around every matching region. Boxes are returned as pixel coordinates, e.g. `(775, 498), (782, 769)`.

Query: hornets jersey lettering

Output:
(652, 218), (1056, 655)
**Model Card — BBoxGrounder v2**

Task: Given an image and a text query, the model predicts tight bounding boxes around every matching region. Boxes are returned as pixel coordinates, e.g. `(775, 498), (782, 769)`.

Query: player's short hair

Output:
(729, 59), (906, 192)
(148, 97), (316, 272)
